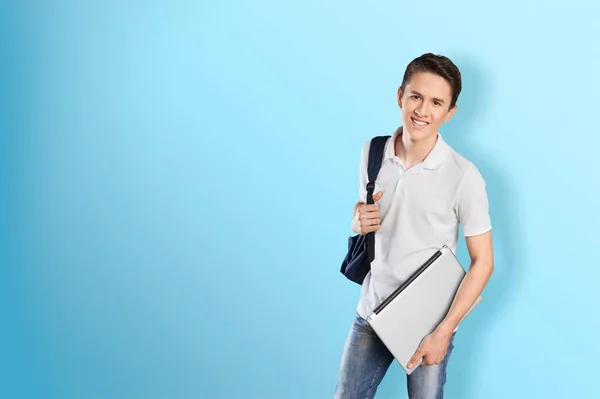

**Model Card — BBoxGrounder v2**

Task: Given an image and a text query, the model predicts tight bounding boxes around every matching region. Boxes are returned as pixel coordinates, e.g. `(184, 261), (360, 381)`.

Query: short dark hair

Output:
(400, 53), (462, 109)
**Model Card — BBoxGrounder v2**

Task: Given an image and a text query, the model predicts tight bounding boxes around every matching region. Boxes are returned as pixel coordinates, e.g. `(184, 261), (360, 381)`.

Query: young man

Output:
(334, 53), (494, 399)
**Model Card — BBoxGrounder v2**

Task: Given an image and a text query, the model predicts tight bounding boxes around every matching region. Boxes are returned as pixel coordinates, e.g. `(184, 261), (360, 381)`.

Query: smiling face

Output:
(397, 71), (457, 142)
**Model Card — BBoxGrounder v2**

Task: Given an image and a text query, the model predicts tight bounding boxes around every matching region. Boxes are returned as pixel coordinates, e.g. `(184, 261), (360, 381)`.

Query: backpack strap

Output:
(365, 135), (391, 262)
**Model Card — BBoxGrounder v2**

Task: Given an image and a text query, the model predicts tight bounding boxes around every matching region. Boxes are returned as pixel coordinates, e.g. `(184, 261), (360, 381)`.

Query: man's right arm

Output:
(353, 141), (383, 235)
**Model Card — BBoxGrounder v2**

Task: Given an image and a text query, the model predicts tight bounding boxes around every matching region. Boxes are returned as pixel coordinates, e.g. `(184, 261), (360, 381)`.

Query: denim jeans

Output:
(334, 313), (455, 399)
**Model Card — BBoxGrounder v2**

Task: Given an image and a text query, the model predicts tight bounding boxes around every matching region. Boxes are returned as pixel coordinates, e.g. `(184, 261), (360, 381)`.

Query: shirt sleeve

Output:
(456, 163), (492, 237)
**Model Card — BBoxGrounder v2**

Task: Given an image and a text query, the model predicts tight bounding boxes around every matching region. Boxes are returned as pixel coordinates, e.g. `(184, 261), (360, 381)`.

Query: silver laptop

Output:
(366, 245), (482, 375)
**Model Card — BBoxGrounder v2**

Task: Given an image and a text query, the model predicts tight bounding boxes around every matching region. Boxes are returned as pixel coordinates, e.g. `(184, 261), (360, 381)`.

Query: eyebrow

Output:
(409, 90), (446, 104)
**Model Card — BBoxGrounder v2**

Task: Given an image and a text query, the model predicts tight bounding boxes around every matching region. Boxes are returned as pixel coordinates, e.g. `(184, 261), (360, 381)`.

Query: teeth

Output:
(413, 118), (428, 126)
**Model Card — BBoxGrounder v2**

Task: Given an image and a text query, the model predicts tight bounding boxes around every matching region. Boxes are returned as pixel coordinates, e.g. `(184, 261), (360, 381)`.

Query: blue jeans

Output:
(334, 313), (455, 399)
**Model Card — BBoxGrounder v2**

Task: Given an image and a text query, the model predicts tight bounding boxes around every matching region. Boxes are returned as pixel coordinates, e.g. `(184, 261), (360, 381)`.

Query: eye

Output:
(410, 95), (420, 100)
(433, 100), (442, 106)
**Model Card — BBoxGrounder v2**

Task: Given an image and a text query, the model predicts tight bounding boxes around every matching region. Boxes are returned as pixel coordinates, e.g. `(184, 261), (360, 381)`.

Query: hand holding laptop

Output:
(407, 327), (454, 369)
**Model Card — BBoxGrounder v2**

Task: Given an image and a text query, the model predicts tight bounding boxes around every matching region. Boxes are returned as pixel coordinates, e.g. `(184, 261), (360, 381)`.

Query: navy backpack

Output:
(340, 135), (390, 285)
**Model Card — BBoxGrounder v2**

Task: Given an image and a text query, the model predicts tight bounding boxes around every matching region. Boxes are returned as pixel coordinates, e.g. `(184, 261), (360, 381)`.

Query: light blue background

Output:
(2, 1), (599, 398)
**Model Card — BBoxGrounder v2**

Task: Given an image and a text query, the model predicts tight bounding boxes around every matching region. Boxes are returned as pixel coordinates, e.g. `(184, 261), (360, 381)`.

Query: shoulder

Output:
(443, 144), (485, 185)
(359, 135), (393, 163)
(361, 135), (394, 150)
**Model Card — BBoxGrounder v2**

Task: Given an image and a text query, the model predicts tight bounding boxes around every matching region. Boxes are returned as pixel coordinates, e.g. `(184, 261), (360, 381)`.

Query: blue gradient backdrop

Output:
(2, 1), (600, 398)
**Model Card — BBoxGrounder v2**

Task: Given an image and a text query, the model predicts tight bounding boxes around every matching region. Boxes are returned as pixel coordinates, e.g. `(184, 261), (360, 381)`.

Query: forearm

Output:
(436, 258), (493, 334)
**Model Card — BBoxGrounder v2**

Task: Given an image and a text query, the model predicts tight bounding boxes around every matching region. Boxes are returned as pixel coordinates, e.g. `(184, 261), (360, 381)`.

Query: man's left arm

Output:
(436, 230), (494, 335)
(407, 232), (494, 368)
(408, 164), (494, 369)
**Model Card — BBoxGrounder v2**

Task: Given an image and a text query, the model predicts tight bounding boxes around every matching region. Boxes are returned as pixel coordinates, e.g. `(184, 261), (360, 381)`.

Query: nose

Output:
(415, 102), (429, 117)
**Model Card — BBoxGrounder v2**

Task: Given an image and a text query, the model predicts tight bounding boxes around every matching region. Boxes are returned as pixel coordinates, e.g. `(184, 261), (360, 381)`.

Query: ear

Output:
(397, 87), (403, 109)
(444, 105), (458, 122)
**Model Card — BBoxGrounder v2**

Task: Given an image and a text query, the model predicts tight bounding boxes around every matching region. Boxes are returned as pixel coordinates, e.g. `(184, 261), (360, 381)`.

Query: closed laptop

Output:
(366, 245), (482, 375)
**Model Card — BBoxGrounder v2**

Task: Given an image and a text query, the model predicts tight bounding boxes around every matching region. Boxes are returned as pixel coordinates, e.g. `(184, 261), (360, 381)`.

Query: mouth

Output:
(411, 117), (429, 129)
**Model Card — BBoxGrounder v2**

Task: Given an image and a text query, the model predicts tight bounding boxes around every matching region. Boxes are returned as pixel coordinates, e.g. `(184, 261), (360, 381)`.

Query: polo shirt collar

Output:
(422, 133), (449, 170)
(383, 127), (402, 161)
(384, 126), (449, 170)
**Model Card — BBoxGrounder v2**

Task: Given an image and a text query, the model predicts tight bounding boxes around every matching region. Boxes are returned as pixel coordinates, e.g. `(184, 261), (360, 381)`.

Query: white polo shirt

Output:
(356, 127), (492, 319)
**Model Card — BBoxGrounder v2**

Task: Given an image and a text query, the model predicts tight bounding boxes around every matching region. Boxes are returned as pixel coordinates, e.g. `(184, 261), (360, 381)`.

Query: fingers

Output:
(408, 338), (448, 369)
(416, 351), (447, 368)
(360, 215), (381, 227)
(358, 215), (380, 234)
(407, 347), (425, 369)
(423, 358), (443, 366)
(437, 351), (448, 364)
(373, 191), (383, 202)
(358, 205), (380, 219)
(360, 204), (380, 212)
(355, 191), (383, 235)
(357, 203), (381, 234)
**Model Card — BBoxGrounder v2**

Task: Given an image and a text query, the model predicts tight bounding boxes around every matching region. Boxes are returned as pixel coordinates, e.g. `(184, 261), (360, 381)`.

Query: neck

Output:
(394, 127), (438, 170)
